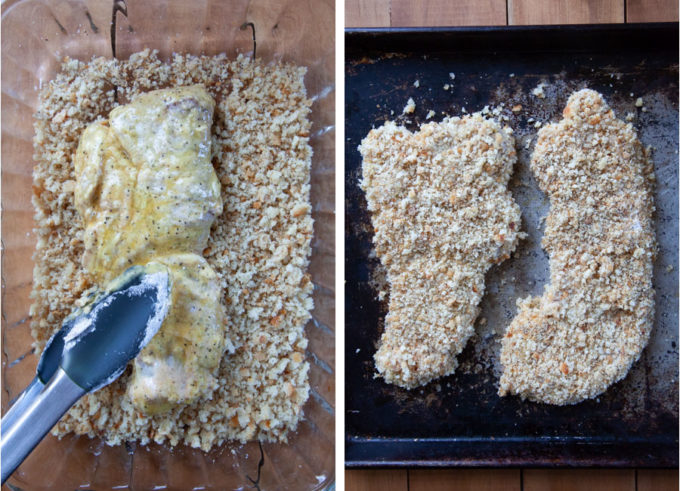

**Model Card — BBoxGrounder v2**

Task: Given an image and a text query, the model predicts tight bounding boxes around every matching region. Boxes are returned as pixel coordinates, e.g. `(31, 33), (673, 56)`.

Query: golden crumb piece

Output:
(532, 82), (546, 99)
(499, 89), (656, 405)
(403, 97), (416, 114)
(360, 114), (523, 389)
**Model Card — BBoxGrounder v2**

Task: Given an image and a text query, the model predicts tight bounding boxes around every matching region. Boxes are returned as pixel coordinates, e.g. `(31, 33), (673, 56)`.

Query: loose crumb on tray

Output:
(532, 82), (546, 99)
(30, 49), (314, 450)
(403, 97), (416, 114)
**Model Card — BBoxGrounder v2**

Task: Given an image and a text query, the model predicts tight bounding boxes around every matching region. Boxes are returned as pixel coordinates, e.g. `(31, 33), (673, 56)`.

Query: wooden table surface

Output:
(346, 0), (678, 26)
(345, 1), (678, 490)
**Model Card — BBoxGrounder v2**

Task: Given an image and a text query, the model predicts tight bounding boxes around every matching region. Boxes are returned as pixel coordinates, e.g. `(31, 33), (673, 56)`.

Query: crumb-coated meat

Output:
(499, 89), (656, 405)
(360, 115), (524, 389)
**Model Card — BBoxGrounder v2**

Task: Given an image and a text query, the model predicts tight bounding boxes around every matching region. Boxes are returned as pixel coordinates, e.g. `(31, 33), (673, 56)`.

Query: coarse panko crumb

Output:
(359, 115), (524, 389)
(499, 89), (656, 405)
(403, 97), (416, 114)
(532, 82), (546, 99)
(30, 49), (314, 450)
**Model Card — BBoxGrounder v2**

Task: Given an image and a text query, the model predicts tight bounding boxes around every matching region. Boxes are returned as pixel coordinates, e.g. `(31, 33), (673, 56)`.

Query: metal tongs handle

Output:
(1, 369), (85, 483)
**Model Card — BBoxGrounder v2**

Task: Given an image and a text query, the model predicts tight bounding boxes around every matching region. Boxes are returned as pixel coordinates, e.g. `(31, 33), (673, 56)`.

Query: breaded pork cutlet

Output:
(499, 89), (656, 405)
(359, 115), (523, 389)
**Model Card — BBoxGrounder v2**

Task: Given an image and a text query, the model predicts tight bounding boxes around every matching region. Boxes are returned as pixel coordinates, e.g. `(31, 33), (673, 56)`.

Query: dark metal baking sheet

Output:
(345, 24), (679, 468)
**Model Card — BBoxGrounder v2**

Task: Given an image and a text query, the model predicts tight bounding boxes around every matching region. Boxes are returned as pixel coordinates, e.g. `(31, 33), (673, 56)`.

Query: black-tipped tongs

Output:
(1, 264), (172, 483)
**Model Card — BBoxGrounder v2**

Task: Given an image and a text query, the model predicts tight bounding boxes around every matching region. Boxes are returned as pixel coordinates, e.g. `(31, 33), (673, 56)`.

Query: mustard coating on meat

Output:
(74, 85), (228, 414)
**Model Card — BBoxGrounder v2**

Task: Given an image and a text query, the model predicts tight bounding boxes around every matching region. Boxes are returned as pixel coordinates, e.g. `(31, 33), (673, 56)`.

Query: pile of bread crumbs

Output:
(31, 49), (314, 450)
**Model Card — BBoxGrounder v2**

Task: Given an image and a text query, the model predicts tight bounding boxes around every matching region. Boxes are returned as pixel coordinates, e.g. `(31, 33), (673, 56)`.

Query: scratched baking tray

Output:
(345, 24), (679, 468)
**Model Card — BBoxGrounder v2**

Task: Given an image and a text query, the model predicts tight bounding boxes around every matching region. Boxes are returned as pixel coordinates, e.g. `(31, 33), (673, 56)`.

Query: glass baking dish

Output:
(1, 0), (335, 488)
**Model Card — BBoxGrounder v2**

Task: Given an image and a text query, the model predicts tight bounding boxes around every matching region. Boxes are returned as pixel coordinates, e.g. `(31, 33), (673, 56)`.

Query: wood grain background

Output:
(346, 467), (678, 490)
(345, 0), (678, 490)
(346, 0), (678, 26)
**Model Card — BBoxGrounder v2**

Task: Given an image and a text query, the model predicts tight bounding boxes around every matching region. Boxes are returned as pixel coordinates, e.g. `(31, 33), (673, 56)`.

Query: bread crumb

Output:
(403, 97), (416, 114)
(532, 82), (546, 99)
(426, 110), (436, 120)
(413, 79), (420, 88)
(635, 97), (644, 107)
